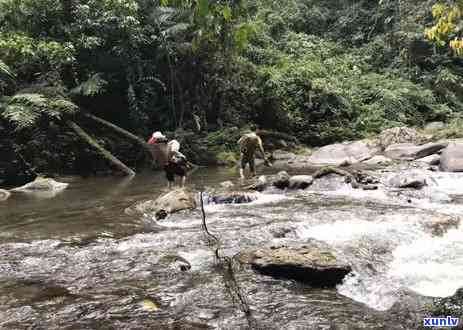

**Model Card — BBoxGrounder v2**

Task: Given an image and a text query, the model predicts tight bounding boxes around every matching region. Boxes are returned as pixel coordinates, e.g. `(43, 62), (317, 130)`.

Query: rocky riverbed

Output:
(1, 157), (463, 329)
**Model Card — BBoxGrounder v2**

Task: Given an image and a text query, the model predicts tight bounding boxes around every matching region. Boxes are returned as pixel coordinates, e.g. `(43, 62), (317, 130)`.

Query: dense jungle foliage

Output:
(1, 0), (463, 183)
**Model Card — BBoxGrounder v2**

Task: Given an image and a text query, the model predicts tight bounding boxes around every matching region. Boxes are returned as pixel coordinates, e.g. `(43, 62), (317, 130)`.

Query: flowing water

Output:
(1, 167), (463, 329)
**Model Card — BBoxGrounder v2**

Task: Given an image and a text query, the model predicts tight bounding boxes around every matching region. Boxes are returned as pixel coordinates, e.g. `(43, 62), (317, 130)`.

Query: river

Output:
(1, 167), (462, 329)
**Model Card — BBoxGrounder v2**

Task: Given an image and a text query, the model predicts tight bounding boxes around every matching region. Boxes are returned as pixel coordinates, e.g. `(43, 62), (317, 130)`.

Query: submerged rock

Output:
(126, 189), (196, 220)
(0, 189), (11, 202)
(440, 143), (463, 172)
(288, 175), (314, 189)
(208, 191), (258, 204)
(387, 170), (428, 189)
(10, 177), (69, 193)
(238, 241), (351, 287)
(384, 142), (448, 161)
(307, 140), (379, 166)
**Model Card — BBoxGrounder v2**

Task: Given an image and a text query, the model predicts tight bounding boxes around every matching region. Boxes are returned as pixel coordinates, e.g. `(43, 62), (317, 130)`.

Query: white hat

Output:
(152, 131), (166, 139)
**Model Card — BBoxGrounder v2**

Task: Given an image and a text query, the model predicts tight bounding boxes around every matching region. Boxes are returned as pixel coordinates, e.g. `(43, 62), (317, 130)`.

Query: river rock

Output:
(159, 254), (191, 272)
(415, 154), (440, 165)
(0, 189), (10, 202)
(424, 216), (461, 236)
(273, 171), (290, 189)
(440, 143), (463, 172)
(11, 177), (69, 192)
(238, 241), (351, 287)
(246, 175), (268, 192)
(126, 189), (196, 220)
(208, 191), (258, 204)
(362, 155), (392, 165)
(384, 142), (448, 161)
(307, 141), (379, 166)
(288, 175), (314, 189)
(379, 127), (424, 149)
(387, 170), (428, 189)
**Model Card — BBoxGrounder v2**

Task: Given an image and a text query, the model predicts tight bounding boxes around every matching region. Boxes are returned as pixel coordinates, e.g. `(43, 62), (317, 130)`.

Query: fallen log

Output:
(83, 112), (152, 156)
(66, 120), (135, 177)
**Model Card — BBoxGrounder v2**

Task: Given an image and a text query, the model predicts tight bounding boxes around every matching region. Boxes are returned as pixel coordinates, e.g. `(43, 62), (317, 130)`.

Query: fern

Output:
(1, 93), (78, 130)
(71, 73), (108, 96)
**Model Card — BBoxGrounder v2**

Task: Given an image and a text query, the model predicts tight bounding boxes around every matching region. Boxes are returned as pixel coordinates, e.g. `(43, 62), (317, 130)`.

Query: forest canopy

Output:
(1, 0), (463, 179)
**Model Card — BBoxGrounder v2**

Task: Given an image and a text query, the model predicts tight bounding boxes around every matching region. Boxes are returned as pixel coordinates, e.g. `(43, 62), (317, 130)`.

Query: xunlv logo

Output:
(423, 316), (459, 327)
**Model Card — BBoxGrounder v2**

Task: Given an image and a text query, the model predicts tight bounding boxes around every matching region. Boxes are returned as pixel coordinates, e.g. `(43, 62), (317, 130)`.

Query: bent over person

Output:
(238, 125), (271, 179)
(148, 131), (189, 188)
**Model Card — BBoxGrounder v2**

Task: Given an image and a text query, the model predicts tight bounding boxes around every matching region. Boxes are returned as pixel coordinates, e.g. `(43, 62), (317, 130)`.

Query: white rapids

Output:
(295, 171), (463, 310)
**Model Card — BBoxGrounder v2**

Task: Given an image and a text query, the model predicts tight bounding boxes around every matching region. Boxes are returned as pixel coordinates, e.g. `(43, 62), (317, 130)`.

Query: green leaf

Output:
(197, 0), (209, 17)
(222, 6), (232, 21)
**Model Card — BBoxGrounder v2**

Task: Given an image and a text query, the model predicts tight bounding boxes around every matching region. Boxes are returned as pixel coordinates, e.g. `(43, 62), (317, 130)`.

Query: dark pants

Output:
(164, 162), (187, 182)
(240, 153), (255, 173)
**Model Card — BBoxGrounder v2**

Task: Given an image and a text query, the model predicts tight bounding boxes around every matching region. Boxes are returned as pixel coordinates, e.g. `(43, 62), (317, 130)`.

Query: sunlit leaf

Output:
(142, 299), (159, 312)
(222, 6), (232, 21)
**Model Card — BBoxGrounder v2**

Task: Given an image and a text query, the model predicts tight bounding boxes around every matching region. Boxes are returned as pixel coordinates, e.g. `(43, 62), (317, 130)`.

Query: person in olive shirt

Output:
(238, 125), (271, 179)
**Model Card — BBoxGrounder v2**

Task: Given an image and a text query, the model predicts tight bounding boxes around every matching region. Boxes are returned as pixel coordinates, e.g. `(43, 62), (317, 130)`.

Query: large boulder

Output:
(0, 189), (11, 202)
(126, 189), (196, 220)
(379, 127), (424, 149)
(387, 170), (429, 189)
(10, 177), (69, 193)
(415, 154), (440, 165)
(307, 140), (379, 166)
(238, 241), (351, 287)
(384, 142), (448, 161)
(440, 143), (463, 172)
(288, 175), (314, 189)
(208, 191), (258, 204)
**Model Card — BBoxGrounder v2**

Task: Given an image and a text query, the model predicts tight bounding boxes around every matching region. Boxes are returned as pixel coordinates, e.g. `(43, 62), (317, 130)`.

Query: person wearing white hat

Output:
(148, 131), (189, 188)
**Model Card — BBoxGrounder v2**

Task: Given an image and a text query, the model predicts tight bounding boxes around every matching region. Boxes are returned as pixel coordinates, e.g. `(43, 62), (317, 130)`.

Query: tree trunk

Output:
(67, 120), (136, 177)
(82, 112), (152, 156)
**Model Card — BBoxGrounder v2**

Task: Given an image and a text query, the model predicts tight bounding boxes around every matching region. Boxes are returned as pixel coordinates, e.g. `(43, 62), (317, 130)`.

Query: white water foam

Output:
(295, 212), (463, 310)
